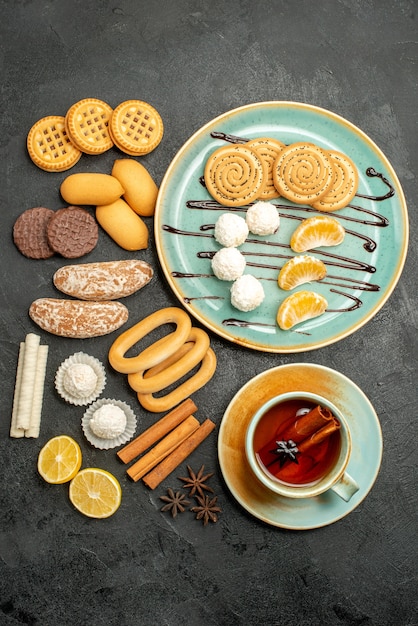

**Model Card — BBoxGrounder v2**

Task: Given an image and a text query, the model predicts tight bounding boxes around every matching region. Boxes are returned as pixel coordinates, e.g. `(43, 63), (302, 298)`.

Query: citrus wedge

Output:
(290, 215), (345, 252)
(278, 255), (327, 290)
(37, 435), (82, 484)
(69, 468), (122, 519)
(277, 290), (328, 330)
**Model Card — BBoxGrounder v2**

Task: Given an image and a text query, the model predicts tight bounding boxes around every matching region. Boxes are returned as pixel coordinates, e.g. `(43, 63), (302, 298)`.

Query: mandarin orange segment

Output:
(276, 290), (328, 330)
(278, 255), (327, 290)
(290, 215), (345, 252)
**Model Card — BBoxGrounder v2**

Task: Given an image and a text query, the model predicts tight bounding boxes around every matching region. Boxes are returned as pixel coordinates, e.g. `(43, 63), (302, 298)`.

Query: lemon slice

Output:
(69, 468), (122, 519)
(290, 215), (345, 252)
(277, 290), (328, 330)
(37, 435), (82, 484)
(278, 255), (327, 290)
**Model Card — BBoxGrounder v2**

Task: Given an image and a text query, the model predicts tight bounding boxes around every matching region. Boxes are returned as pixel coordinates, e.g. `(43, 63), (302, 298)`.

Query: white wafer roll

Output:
(16, 333), (40, 431)
(25, 344), (49, 438)
(10, 342), (26, 438)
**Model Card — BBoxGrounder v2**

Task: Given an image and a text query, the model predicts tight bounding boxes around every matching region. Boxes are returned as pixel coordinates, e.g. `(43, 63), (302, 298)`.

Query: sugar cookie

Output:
(311, 150), (358, 212)
(245, 137), (285, 199)
(204, 144), (266, 207)
(273, 142), (334, 204)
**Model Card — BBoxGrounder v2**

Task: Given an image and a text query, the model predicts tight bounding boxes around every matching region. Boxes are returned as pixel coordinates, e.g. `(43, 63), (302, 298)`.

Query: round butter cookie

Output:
(109, 100), (164, 155)
(311, 150), (359, 212)
(65, 98), (114, 155)
(273, 142), (334, 205)
(245, 137), (286, 200)
(27, 115), (82, 172)
(204, 144), (266, 207)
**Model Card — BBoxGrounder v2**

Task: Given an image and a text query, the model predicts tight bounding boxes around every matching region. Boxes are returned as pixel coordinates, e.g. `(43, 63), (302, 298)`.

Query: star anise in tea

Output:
(178, 465), (214, 498)
(160, 488), (190, 518)
(190, 494), (221, 526)
(269, 439), (299, 468)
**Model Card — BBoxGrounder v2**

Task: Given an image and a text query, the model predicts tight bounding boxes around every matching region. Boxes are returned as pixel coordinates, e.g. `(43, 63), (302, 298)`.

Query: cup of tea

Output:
(245, 391), (359, 501)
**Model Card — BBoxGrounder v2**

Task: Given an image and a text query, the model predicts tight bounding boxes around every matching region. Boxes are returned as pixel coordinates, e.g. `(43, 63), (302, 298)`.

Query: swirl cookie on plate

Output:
(273, 142), (335, 205)
(311, 150), (359, 212)
(204, 144), (266, 207)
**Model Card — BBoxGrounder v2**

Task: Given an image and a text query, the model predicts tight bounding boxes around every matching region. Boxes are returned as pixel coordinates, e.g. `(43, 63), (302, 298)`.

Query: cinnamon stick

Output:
(280, 405), (334, 442)
(143, 418), (216, 490)
(297, 419), (341, 454)
(127, 415), (200, 482)
(117, 397), (197, 464)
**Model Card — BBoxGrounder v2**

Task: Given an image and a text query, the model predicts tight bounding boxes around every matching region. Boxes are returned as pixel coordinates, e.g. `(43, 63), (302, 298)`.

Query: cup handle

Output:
(331, 471), (359, 502)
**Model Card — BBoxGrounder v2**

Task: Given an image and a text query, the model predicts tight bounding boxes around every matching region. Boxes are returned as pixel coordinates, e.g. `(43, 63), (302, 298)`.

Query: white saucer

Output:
(218, 363), (383, 530)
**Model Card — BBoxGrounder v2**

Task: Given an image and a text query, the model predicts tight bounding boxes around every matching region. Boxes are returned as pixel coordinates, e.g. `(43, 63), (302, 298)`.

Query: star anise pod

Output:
(160, 488), (190, 518)
(190, 494), (221, 526)
(268, 439), (299, 468)
(178, 465), (214, 498)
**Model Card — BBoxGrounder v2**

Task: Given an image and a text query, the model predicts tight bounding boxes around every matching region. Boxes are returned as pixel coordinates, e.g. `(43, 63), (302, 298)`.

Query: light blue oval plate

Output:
(155, 102), (408, 352)
(217, 363), (383, 530)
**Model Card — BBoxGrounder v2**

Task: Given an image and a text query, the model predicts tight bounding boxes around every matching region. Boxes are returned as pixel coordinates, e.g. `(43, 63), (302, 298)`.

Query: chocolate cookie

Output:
(13, 207), (55, 259)
(46, 206), (98, 258)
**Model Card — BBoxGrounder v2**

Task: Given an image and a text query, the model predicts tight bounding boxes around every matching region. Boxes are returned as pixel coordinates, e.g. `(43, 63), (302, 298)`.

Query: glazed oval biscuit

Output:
(29, 298), (129, 338)
(53, 259), (153, 300)
(273, 142), (334, 204)
(111, 159), (158, 216)
(204, 144), (266, 207)
(311, 150), (358, 212)
(96, 198), (148, 250)
(60, 173), (124, 206)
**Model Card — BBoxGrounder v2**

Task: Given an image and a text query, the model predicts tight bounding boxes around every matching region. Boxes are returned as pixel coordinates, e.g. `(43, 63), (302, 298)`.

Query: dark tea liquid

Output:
(253, 398), (341, 487)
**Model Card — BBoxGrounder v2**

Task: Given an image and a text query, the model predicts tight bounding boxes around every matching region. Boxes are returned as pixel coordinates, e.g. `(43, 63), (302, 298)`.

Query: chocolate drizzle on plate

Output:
(161, 129), (395, 335)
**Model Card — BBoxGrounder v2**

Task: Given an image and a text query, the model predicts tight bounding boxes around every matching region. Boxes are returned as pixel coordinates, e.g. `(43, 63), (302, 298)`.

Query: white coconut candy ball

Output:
(212, 247), (246, 281)
(230, 274), (265, 312)
(214, 213), (249, 247)
(246, 201), (280, 236)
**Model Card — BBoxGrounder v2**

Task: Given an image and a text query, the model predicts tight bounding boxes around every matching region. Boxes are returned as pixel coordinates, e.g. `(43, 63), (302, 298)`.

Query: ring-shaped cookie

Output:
(108, 307), (192, 374)
(136, 347), (217, 413)
(127, 327), (210, 394)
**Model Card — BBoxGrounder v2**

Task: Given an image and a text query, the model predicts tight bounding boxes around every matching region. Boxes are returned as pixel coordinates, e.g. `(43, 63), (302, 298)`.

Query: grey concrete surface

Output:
(1, 1), (417, 625)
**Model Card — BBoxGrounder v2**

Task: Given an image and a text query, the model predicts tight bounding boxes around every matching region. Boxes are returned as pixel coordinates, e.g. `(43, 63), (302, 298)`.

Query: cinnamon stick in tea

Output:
(143, 418), (216, 490)
(127, 415), (200, 482)
(117, 398), (197, 464)
(280, 404), (334, 442)
(297, 419), (341, 454)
